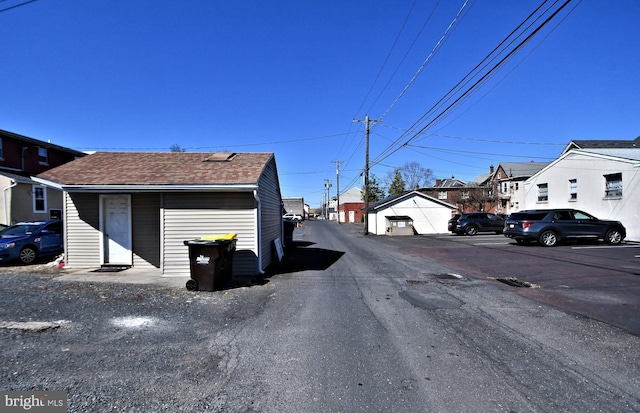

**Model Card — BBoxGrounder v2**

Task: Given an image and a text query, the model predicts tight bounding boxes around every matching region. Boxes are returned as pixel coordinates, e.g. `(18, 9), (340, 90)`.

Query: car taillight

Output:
(522, 221), (533, 229)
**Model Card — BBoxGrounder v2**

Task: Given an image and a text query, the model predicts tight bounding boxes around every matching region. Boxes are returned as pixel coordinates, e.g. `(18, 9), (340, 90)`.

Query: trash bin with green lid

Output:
(184, 233), (237, 291)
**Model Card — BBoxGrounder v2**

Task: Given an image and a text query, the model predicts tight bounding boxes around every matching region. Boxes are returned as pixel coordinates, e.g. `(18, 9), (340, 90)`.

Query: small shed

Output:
(35, 152), (283, 277)
(385, 216), (414, 236)
(367, 190), (456, 235)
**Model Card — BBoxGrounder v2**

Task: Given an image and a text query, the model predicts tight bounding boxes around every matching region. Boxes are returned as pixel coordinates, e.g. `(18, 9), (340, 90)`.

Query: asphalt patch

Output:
(399, 290), (464, 310)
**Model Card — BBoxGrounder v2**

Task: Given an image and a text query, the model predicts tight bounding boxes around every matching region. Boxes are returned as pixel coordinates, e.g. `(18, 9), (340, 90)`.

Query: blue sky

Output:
(2, 0), (639, 207)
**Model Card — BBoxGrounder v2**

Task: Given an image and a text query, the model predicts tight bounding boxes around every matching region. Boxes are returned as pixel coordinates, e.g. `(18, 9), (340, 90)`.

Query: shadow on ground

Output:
(271, 241), (345, 275)
(220, 242), (344, 290)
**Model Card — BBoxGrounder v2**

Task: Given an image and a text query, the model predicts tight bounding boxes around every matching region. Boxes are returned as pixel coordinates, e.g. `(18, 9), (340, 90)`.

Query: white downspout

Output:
(3, 180), (17, 225)
(253, 190), (265, 275)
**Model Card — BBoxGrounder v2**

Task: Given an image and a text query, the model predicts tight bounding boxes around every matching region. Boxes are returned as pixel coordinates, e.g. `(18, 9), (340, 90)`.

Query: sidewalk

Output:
(54, 267), (188, 289)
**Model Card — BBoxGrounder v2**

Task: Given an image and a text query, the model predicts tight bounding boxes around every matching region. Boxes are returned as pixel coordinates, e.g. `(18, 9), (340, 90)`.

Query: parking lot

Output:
(386, 231), (640, 336)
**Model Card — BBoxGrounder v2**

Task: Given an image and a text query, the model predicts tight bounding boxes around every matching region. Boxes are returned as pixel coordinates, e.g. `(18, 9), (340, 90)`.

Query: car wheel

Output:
(465, 226), (478, 236)
(19, 247), (37, 264)
(605, 228), (623, 245)
(538, 230), (558, 247)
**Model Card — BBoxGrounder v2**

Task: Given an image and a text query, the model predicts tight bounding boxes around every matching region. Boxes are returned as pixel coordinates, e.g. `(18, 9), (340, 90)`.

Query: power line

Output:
(371, 0), (557, 165)
(371, 0), (574, 168)
(380, 125), (565, 147)
(353, 0), (418, 118)
(0, 0), (38, 14)
(364, 0), (442, 115)
(75, 131), (353, 151)
(377, 0), (473, 122)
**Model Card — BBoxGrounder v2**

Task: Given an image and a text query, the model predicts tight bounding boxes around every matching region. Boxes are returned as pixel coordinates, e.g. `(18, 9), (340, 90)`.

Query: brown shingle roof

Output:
(37, 152), (274, 186)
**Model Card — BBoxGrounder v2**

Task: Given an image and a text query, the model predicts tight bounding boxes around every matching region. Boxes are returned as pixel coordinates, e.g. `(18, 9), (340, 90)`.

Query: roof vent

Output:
(203, 153), (236, 162)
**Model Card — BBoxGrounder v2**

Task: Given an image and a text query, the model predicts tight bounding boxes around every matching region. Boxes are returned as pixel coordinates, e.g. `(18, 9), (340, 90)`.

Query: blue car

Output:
(0, 220), (63, 264)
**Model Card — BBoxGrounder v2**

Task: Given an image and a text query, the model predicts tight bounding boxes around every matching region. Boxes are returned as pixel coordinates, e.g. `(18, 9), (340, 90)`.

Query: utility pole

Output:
(322, 191), (326, 219)
(333, 160), (343, 223)
(353, 115), (380, 235)
(324, 179), (332, 220)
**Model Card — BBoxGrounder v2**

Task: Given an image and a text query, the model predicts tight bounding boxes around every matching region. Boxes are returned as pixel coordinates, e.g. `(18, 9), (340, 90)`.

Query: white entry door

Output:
(101, 195), (132, 265)
(349, 211), (355, 223)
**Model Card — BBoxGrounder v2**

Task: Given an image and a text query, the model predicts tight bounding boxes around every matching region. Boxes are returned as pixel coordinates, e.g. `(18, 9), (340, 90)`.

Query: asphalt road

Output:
(0, 220), (638, 412)
(392, 230), (640, 336)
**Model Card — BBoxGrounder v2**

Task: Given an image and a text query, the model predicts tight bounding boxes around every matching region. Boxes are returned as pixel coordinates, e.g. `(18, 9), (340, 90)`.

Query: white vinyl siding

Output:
(257, 157), (283, 271)
(64, 193), (101, 268)
(162, 192), (257, 277)
(131, 193), (161, 269)
(367, 192), (455, 235)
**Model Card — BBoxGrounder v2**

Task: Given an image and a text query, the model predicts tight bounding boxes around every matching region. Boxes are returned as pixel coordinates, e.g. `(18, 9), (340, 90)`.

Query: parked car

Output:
(454, 212), (505, 235)
(503, 209), (626, 247)
(0, 220), (63, 264)
(447, 214), (461, 232)
(282, 213), (303, 222)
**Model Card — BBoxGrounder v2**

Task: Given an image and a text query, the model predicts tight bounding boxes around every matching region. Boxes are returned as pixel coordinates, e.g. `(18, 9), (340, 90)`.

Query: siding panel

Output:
(64, 192), (101, 268)
(131, 193), (161, 268)
(162, 193), (258, 277)
(257, 157), (283, 271)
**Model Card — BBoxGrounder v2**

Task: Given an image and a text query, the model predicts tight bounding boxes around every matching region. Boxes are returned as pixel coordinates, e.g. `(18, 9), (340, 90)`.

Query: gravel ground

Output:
(0, 264), (274, 411)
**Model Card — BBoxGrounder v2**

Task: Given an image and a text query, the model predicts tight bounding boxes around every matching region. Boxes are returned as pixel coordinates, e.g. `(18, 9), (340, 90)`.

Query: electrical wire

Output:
(371, 0), (573, 169)
(377, 0), (473, 122)
(364, 0), (442, 115)
(0, 0), (38, 14)
(371, 0), (558, 165)
(353, 0), (418, 118)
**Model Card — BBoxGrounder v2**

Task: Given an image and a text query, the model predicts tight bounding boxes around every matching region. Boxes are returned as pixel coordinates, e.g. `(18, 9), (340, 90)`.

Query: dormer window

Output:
(38, 147), (49, 165)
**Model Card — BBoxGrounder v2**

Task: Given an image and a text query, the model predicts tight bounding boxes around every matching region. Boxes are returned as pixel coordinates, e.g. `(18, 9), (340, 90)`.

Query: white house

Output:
(523, 148), (640, 241)
(367, 190), (456, 235)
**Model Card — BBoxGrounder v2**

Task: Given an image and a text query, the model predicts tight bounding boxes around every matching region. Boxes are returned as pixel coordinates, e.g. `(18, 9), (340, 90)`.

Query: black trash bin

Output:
(184, 234), (237, 291)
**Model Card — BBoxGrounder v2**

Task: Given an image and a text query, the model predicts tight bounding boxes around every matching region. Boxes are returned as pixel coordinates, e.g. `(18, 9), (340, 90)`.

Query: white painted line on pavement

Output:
(474, 242), (511, 246)
(571, 244), (640, 250)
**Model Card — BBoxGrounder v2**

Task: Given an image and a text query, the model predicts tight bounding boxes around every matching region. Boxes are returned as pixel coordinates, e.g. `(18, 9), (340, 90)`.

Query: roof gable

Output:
(36, 152), (275, 186)
(369, 190), (456, 211)
(495, 162), (550, 180)
(528, 148), (640, 181)
(561, 137), (640, 155)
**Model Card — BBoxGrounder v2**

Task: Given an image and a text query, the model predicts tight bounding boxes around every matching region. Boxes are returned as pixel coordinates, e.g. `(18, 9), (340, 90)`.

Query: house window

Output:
(537, 183), (548, 202)
(0, 138), (3, 159)
(604, 173), (622, 198)
(38, 147), (49, 165)
(438, 191), (447, 200)
(461, 191), (469, 200)
(514, 182), (519, 191)
(569, 179), (577, 200)
(33, 186), (46, 213)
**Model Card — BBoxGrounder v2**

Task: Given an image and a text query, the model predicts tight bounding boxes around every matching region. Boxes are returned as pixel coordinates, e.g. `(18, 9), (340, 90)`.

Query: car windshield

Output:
(0, 224), (42, 236)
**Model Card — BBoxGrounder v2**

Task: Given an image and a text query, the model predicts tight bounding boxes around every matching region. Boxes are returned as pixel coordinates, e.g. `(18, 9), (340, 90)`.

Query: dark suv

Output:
(453, 212), (505, 236)
(503, 209), (626, 247)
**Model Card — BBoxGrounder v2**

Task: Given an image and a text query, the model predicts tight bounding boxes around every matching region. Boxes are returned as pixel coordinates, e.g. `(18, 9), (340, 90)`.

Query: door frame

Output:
(99, 194), (132, 266)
